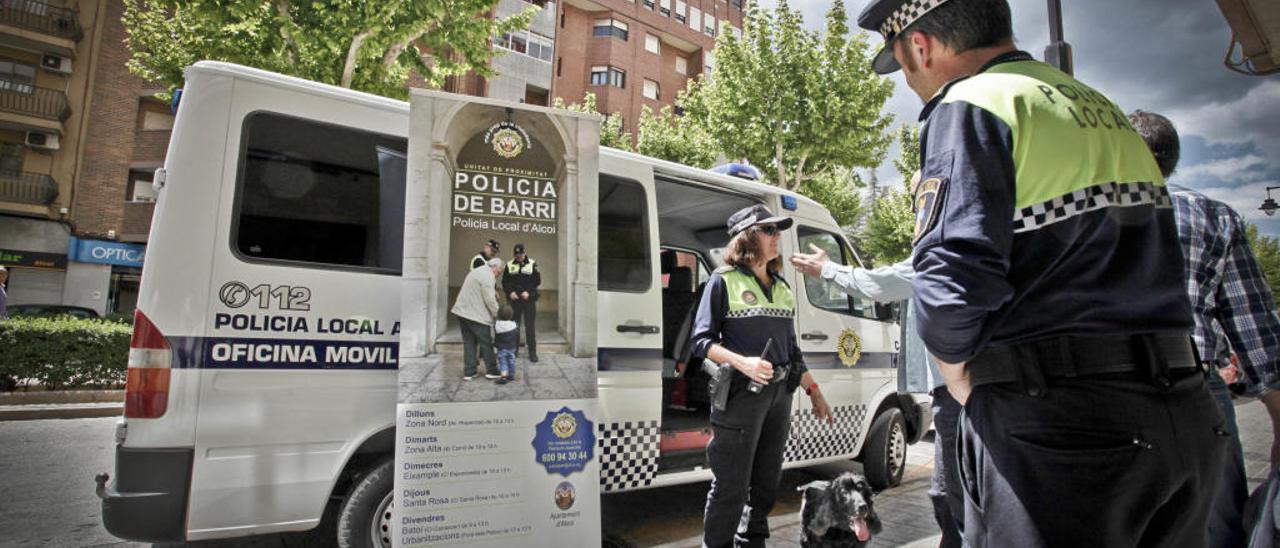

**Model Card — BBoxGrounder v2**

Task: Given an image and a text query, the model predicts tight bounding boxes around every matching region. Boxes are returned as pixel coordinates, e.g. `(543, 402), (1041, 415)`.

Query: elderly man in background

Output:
(1131, 109), (1280, 548)
(452, 257), (505, 381)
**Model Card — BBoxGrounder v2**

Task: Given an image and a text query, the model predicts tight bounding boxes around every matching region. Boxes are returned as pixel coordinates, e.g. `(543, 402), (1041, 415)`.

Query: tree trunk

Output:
(341, 30), (375, 88)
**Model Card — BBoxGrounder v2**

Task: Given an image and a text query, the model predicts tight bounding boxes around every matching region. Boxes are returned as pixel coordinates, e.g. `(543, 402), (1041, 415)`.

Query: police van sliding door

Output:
(188, 94), (407, 536)
(792, 226), (897, 417)
(594, 157), (663, 424)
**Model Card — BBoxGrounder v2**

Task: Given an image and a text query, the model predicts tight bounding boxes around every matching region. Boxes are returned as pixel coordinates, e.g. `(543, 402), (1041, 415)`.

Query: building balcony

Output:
(0, 80), (70, 123)
(0, 169), (57, 205)
(0, 1), (82, 42)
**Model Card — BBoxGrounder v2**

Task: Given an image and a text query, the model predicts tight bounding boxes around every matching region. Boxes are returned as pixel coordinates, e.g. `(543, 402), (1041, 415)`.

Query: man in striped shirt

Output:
(1132, 110), (1280, 548)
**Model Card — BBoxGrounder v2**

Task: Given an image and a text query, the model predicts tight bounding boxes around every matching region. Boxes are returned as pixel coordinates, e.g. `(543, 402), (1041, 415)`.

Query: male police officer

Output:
(470, 239), (500, 270)
(503, 243), (541, 362)
(859, 0), (1224, 546)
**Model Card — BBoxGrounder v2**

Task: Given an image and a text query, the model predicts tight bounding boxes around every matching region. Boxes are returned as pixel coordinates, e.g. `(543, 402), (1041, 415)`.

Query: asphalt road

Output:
(1, 398), (1274, 547)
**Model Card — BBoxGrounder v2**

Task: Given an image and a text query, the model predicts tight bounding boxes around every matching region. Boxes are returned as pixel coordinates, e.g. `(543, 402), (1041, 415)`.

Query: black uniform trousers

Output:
(703, 376), (794, 548)
(512, 298), (536, 354)
(928, 388), (964, 548)
(957, 370), (1227, 548)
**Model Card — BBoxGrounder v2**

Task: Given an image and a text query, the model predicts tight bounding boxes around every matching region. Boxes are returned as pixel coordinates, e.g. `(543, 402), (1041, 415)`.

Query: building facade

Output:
(0, 0), (170, 318)
(551, 0), (741, 134)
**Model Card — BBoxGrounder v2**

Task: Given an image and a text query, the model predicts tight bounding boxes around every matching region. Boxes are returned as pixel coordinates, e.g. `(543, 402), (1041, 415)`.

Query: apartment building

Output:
(0, 0), (170, 317)
(447, 0), (741, 136)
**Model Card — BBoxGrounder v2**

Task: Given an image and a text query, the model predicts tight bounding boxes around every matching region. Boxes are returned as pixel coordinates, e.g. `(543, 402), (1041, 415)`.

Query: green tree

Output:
(859, 126), (922, 265)
(798, 167), (865, 231)
(123, 0), (535, 99)
(551, 92), (631, 150)
(684, 0), (894, 191)
(1246, 224), (1280, 308)
(634, 104), (719, 168)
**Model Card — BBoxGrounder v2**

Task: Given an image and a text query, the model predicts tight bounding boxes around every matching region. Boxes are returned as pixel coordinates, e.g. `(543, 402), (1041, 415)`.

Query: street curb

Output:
(0, 403), (123, 421)
(0, 390), (125, 421)
(0, 389), (124, 405)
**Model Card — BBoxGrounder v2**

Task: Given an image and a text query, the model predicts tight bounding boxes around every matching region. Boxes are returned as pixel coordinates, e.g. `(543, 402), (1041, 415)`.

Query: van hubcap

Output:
(372, 493), (393, 548)
(888, 421), (906, 477)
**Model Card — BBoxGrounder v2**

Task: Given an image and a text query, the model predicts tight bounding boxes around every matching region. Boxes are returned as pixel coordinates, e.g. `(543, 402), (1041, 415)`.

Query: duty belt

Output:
(967, 333), (1200, 392)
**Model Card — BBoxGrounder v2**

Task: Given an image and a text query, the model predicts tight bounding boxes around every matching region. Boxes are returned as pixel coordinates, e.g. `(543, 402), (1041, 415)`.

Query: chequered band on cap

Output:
(878, 0), (950, 39)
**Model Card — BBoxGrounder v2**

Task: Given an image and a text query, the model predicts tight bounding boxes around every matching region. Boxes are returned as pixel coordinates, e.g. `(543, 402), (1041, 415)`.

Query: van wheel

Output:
(337, 458), (394, 548)
(861, 408), (906, 490)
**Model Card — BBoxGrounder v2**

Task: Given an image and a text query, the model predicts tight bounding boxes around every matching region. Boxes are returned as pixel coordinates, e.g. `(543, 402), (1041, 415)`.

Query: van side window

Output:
(232, 112), (408, 273)
(599, 175), (651, 292)
(796, 226), (878, 320)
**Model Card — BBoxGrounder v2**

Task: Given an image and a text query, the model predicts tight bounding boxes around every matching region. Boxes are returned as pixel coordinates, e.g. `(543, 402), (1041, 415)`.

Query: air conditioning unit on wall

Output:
(40, 54), (71, 74)
(25, 131), (60, 150)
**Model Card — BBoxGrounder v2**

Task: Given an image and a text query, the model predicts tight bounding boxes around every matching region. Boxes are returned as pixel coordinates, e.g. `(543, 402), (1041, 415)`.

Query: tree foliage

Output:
(635, 104), (719, 168)
(858, 126), (922, 266)
(798, 168), (865, 231)
(1246, 224), (1280, 309)
(123, 0), (535, 99)
(551, 92), (631, 150)
(893, 124), (921, 183)
(684, 0), (894, 191)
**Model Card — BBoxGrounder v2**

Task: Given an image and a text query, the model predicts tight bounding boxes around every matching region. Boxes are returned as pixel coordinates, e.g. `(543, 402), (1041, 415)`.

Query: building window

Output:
(645, 34), (660, 54)
(730, 0), (741, 9)
(704, 12), (716, 36)
(675, 0), (687, 22)
(127, 170), (158, 203)
(593, 18), (628, 41)
(643, 79), (659, 100)
(590, 66), (626, 88)
(0, 142), (22, 173)
(659, 0), (671, 17)
(232, 112), (409, 273)
(137, 99), (175, 131)
(496, 30), (554, 62)
(688, 7), (701, 31)
(0, 60), (35, 93)
(675, 56), (688, 75)
(643, 0), (654, 9)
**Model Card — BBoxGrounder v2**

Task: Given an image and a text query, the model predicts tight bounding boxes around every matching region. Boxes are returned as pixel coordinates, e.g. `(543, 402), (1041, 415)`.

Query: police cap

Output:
(857, 0), (954, 74)
(486, 239), (500, 252)
(514, 243), (526, 254)
(727, 204), (793, 237)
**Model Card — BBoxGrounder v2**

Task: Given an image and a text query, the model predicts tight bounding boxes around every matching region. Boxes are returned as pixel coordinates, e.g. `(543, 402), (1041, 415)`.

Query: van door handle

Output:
(801, 331), (828, 341)
(616, 324), (660, 334)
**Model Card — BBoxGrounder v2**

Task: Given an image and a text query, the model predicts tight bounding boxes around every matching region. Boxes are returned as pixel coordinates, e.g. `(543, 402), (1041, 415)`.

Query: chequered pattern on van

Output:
(598, 420), (660, 492)
(784, 404), (867, 462)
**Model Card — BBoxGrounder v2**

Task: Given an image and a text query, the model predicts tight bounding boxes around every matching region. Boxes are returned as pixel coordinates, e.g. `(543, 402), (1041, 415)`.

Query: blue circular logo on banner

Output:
(532, 407), (595, 477)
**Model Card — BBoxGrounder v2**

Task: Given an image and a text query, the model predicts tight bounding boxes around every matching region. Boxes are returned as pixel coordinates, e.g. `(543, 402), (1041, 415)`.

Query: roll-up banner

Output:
(396, 90), (602, 547)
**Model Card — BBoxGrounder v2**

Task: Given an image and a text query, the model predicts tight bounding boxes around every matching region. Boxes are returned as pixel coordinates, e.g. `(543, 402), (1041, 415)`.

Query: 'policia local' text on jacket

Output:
(691, 266), (807, 390)
(910, 51), (1192, 363)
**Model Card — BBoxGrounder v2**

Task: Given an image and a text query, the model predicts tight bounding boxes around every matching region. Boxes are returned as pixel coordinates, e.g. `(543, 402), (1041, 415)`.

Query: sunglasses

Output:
(757, 225), (780, 236)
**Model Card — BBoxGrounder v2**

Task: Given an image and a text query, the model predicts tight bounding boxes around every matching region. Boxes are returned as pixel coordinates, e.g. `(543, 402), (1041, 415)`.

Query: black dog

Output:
(798, 472), (882, 547)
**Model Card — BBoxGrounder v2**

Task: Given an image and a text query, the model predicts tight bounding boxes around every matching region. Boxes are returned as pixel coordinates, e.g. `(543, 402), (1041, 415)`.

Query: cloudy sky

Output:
(759, 0), (1280, 236)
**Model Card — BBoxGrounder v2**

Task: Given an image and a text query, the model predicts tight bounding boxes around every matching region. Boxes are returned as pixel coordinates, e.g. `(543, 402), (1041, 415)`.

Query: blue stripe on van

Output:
(803, 351), (896, 369)
(168, 336), (398, 370)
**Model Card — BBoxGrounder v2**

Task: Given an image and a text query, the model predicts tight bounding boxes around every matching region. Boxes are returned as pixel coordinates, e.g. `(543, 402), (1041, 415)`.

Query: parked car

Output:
(7, 304), (100, 319)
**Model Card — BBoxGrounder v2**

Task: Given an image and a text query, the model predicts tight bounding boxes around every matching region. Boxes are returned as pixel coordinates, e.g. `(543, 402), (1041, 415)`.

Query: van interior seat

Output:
(662, 266), (697, 359)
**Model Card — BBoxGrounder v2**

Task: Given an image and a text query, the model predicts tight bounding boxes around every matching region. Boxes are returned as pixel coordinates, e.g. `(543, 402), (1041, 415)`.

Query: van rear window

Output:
(599, 175), (651, 292)
(232, 112), (407, 273)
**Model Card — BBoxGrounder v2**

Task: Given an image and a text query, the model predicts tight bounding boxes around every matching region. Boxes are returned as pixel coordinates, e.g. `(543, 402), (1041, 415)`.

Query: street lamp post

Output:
(1045, 0), (1074, 75)
(1261, 186), (1280, 216)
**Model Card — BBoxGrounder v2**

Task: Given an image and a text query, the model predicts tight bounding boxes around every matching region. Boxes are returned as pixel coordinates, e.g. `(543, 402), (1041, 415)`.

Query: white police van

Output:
(96, 62), (927, 546)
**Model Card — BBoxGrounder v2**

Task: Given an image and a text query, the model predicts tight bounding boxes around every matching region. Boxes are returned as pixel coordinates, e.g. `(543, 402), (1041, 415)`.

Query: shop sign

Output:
(0, 248), (67, 270)
(69, 237), (147, 267)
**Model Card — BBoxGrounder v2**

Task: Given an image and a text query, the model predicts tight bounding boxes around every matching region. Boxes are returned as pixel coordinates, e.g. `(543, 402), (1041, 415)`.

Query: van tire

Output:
(861, 407), (906, 490)
(337, 457), (394, 548)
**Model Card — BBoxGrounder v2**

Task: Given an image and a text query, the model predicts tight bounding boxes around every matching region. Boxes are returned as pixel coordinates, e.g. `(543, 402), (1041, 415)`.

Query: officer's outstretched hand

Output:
(810, 390), (834, 424)
(736, 357), (773, 386)
(790, 244), (829, 278)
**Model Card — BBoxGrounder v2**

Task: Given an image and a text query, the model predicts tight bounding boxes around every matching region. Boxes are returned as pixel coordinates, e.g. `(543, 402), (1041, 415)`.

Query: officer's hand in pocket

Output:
(737, 357), (773, 386)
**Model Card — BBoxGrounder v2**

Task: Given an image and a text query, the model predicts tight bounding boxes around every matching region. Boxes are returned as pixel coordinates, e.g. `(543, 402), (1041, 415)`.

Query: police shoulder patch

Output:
(913, 177), (947, 245)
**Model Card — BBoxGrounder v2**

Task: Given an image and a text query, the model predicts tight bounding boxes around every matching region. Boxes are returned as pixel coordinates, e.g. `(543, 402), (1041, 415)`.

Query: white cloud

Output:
(1195, 180), (1280, 225)
(1168, 80), (1280, 160)
(1173, 154), (1268, 184)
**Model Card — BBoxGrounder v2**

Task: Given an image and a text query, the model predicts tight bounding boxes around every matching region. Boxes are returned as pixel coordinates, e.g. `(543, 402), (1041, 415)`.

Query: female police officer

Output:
(691, 204), (833, 548)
